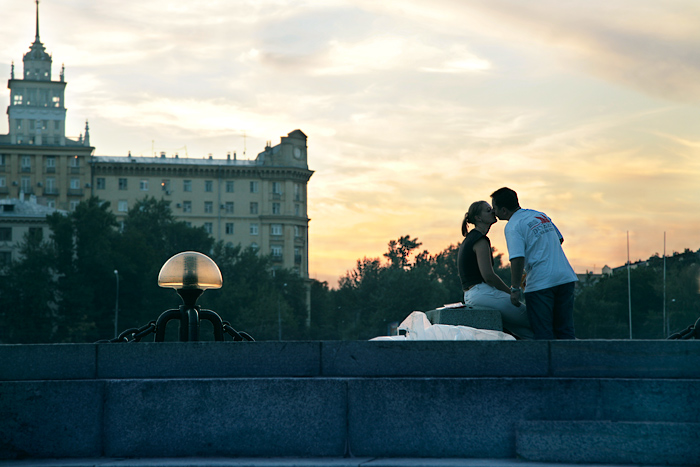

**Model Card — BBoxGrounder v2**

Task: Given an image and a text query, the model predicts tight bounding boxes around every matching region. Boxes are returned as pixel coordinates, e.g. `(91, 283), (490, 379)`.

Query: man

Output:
(490, 187), (577, 339)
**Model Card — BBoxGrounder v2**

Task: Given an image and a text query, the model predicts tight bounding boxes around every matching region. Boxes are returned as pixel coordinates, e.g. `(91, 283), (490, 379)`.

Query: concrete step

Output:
(516, 421), (700, 466)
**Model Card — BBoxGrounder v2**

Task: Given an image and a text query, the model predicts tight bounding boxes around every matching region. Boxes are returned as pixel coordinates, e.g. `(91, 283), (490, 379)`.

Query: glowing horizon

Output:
(1, 0), (699, 287)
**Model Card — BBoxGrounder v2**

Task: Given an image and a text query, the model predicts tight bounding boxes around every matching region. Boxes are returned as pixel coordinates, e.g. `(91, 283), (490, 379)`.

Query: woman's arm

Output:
(473, 239), (510, 294)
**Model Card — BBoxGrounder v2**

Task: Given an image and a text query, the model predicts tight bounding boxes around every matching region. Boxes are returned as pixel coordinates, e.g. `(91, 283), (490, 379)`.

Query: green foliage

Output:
(3, 205), (699, 343)
(574, 256), (700, 339)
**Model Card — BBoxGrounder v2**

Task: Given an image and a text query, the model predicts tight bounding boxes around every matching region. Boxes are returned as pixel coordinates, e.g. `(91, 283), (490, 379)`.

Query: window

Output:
(119, 178), (128, 190)
(47, 200), (55, 209)
(204, 201), (213, 213)
(295, 204), (300, 216)
(70, 178), (80, 189)
(70, 156), (79, 167)
(54, 120), (60, 130)
(225, 202), (234, 214)
(0, 227), (12, 242)
(183, 180), (192, 192)
(205, 180), (213, 192)
(46, 157), (56, 170)
(272, 202), (281, 214)
(96, 178), (106, 190)
(250, 223), (259, 235)
(70, 200), (80, 211)
(250, 242), (259, 251)
(53, 97), (61, 108)
(271, 224), (282, 236)
(45, 177), (56, 193)
(250, 202), (258, 215)
(21, 156), (31, 171)
(0, 251), (11, 267)
(140, 179), (149, 191)
(183, 201), (192, 213)
(118, 200), (128, 212)
(271, 245), (283, 258)
(204, 222), (213, 234)
(21, 177), (31, 193)
(225, 223), (234, 235)
(161, 180), (170, 192)
(250, 181), (259, 193)
(13, 94), (23, 105)
(294, 226), (302, 238)
(0, 177), (6, 188)
(272, 182), (282, 195)
(294, 183), (302, 201)
(226, 181), (234, 193)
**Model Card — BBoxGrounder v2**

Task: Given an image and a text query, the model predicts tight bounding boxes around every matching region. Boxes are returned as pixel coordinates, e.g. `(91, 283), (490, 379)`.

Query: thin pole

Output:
(627, 231), (632, 339)
(114, 269), (119, 338)
(663, 232), (667, 338)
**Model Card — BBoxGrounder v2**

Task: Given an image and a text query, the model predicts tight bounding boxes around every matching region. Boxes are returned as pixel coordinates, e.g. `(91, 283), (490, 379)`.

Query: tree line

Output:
(1, 197), (698, 343)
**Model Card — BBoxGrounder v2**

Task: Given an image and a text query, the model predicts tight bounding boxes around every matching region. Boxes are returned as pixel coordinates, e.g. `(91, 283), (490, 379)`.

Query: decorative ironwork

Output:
(667, 316), (699, 340)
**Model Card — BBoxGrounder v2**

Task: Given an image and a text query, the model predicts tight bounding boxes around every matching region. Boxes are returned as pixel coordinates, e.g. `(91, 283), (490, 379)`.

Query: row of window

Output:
(11, 90), (62, 108)
(0, 155), (80, 170)
(0, 226), (43, 242)
(100, 178), (303, 200)
(13, 119), (62, 131)
(0, 176), (82, 191)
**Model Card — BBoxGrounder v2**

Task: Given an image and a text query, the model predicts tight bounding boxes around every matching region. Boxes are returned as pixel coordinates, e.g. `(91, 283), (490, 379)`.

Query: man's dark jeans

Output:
(524, 281), (576, 339)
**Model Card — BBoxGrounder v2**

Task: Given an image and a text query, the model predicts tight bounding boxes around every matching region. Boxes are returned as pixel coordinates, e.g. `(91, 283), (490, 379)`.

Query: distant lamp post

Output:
(113, 269), (119, 338)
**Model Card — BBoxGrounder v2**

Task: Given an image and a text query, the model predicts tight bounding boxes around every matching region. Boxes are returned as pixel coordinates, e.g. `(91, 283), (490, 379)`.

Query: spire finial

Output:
(35, 0), (40, 42)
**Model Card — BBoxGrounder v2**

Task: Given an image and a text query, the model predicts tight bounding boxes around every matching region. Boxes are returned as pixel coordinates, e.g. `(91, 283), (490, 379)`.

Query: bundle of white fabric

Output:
(371, 311), (515, 341)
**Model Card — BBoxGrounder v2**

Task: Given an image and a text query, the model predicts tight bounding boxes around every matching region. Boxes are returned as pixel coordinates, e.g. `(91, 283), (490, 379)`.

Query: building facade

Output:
(0, 3), (314, 279)
(0, 196), (64, 267)
(91, 131), (313, 277)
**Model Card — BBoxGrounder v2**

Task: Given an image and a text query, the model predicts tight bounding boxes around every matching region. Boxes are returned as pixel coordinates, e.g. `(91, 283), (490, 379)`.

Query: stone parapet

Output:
(1, 340), (699, 464)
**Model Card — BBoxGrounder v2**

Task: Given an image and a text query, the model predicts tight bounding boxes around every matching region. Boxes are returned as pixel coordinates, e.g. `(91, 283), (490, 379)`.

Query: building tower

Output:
(0, 1), (93, 209)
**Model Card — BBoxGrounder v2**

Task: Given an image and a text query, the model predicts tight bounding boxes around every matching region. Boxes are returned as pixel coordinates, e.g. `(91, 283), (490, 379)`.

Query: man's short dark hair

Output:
(491, 187), (519, 211)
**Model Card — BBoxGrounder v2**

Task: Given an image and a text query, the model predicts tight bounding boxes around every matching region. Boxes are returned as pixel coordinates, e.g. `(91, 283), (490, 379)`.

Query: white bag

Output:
(371, 311), (515, 341)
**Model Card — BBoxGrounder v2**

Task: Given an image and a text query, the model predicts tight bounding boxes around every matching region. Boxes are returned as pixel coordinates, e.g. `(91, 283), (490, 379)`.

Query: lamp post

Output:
(113, 269), (119, 338)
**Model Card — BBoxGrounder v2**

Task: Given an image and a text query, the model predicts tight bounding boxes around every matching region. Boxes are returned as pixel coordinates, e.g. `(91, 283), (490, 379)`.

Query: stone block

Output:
(321, 341), (548, 377)
(550, 339), (700, 378)
(0, 381), (103, 459)
(103, 378), (347, 457)
(425, 306), (502, 331)
(0, 344), (96, 381)
(516, 420), (700, 465)
(97, 341), (321, 378)
(346, 378), (601, 458)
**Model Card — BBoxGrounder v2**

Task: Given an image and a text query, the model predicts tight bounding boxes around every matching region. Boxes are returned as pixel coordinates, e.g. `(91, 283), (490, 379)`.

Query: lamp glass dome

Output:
(158, 251), (222, 290)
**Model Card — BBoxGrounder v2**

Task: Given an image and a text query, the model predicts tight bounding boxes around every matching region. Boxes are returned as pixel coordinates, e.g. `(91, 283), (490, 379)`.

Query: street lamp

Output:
(114, 269), (119, 338)
(100, 251), (253, 342)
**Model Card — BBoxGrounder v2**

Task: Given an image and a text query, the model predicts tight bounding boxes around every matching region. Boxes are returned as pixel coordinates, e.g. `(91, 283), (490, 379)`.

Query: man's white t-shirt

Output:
(504, 208), (578, 293)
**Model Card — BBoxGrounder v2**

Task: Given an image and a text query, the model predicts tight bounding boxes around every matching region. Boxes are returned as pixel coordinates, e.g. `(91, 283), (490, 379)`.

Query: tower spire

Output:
(35, 0), (40, 43)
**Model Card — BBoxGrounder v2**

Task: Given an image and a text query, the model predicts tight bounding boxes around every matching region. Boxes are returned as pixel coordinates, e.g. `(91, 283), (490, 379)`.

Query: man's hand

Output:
(510, 287), (522, 307)
(510, 291), (521, 307)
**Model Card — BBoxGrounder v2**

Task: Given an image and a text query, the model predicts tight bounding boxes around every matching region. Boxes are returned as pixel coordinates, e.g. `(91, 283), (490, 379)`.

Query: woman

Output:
(458, 201), (534, 339)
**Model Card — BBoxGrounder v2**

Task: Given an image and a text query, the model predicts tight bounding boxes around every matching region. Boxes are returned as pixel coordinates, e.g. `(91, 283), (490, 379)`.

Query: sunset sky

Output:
(1, 0), (699, 286)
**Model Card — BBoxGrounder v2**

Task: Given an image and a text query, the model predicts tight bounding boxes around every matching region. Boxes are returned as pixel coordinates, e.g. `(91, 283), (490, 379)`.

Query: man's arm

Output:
(509, 256), (525, 306)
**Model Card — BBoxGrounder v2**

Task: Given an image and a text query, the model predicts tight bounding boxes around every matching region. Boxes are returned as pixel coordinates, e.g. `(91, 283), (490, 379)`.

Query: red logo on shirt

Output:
(535, 215), (550, 224)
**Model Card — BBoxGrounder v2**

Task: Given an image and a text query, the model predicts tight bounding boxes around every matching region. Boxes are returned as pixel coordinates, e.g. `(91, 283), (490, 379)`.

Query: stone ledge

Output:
(516, 420), (700, 466)
(2, 341), (700, 381)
